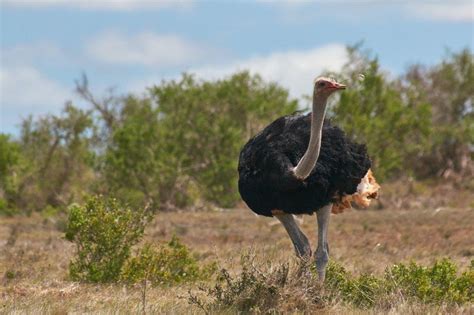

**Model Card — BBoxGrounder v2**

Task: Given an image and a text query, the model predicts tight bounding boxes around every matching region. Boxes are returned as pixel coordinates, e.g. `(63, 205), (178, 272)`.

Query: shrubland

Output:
(61, 197), (473, 313)
(1, 198), (473, 313)
(0, 46), (472, 313)
(0, 46), (472, 214)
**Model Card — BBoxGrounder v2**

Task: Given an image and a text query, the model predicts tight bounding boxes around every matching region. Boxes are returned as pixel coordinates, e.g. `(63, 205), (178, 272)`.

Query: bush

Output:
(65, 196), (151, 282)
(121, 236), (216, 286)
(325, 261), (384, 308)
(325, 259), (473, 307)
(386, 258), (474, 304)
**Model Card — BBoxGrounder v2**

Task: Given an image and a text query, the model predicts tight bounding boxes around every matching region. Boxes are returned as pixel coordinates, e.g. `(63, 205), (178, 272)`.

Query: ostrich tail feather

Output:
(331, 169), (380, 214)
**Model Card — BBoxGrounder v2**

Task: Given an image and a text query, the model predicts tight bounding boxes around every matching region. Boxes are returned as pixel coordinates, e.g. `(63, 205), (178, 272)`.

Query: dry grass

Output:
(1, 186), (473, 314)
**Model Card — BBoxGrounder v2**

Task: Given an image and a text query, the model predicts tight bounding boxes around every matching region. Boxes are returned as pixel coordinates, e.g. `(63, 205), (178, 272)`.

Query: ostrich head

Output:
(313, 77), (346, 97)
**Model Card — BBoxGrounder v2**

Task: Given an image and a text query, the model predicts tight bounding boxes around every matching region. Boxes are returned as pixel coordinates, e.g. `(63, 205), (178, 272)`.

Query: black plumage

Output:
(238, 113), (371, 217)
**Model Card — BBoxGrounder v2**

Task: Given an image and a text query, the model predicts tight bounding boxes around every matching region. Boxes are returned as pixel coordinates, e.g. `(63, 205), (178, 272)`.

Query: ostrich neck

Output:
(293, 94), (328, 180)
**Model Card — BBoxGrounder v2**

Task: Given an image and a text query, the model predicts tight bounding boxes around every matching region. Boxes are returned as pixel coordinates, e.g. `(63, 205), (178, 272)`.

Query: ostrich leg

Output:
(275, 214), (311, 258)
(315, 204), (332, 281)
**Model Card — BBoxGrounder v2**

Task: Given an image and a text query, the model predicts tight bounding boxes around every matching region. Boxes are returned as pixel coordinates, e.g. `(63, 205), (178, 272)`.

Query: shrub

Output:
(121, 236), (216, 286)
(65, 196), (151, 282)
(325, 259), (473, 307)
(325, 261), (384, 308)
(386, 258), (474, 304)
(0, 198), (17, 216)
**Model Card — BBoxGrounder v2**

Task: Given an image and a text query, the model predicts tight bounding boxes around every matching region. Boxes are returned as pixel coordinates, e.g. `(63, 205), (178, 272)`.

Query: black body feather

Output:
(238, 113), (371, 217)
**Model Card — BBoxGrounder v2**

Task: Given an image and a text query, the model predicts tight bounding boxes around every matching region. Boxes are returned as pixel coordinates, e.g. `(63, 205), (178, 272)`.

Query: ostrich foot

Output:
(315, 244), (329, 281)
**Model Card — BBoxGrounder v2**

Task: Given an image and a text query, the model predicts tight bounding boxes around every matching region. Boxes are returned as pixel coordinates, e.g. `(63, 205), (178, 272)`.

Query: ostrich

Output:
(238, 77), (380, 281)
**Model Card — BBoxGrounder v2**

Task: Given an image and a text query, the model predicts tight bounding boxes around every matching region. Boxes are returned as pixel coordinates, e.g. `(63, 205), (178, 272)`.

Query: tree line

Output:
(0, 46), (472, 214)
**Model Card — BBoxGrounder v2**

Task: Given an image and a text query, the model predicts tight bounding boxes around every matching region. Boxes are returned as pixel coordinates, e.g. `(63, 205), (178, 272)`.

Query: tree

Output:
(328, 45), (432, 180)
(0, 134), (23, 214)
(104, 72), (298, 209)
(15, 103), (95, 211)
(402, 48), (474, 178)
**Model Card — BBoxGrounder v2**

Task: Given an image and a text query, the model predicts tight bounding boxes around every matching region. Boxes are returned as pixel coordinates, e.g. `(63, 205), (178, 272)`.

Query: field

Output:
(1, 183), (473, 314)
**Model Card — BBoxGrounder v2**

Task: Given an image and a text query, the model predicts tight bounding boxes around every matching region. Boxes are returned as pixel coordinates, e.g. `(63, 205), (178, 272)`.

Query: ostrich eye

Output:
(318, 82), (326, 88)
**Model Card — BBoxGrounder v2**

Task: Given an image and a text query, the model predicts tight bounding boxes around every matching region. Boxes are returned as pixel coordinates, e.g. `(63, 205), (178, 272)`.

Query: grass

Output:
(1, 187), (473, 313)
(188, 255), (472, 313)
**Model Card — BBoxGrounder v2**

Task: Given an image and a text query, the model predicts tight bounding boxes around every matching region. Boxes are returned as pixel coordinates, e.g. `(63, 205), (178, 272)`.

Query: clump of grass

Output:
(189, 253), (325, 313)
(121, 236), (216, 286)
(189, 255), (473, 313)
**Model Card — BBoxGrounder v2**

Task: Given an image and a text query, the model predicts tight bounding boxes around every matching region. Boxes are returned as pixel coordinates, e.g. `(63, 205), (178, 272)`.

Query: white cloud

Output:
(86, 31), (209, 68)
(2, 41), (67, 66)
(129, 43), (347, 99)
(0, 66), (70, 111)
(258, 0), (473, 23)
(408, 2), (473, 22)
(196, 44), (347, 98)
(1, 0), (193, 10)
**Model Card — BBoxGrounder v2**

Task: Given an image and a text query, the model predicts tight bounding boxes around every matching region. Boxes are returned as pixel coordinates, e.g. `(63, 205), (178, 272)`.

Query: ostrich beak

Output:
(332, 82), (346, 90)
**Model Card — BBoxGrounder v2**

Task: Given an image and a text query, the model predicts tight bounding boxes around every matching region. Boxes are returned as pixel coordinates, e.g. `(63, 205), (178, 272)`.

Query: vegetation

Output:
(0, 46), (472, 214)
(65, 196), (151, 282)
(328, 45), (433, 180)
(1, 197), (473, 313)
(0, 104), (95, 215)
(0, 134), (21, 215)
(121, 237), (216, 286)
(102, 72), (297, 209)
(65, 196), (214, 285)
(189, 255), (473, 313)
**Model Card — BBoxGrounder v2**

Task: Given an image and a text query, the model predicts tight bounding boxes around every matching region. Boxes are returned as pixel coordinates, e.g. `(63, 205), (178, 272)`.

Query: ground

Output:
(1, 183), (473, 313)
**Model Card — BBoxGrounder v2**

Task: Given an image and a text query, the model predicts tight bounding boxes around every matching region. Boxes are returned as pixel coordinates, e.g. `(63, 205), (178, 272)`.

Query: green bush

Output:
(0, 198), (16, 216)
(386, 258), (474, 304)
(325, 261), (384, 308)
(121, 236), (216, 286)
(325, 259), (473, 307)
(65, 196), (151, 282)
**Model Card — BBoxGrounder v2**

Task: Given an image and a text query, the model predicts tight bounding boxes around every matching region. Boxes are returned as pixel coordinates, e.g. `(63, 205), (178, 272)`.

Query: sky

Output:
(1, 0), (473, 135)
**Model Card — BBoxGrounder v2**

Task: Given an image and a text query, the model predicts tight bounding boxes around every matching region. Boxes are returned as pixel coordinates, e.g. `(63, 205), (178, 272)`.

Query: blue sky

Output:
(1, 0), (473, 135)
